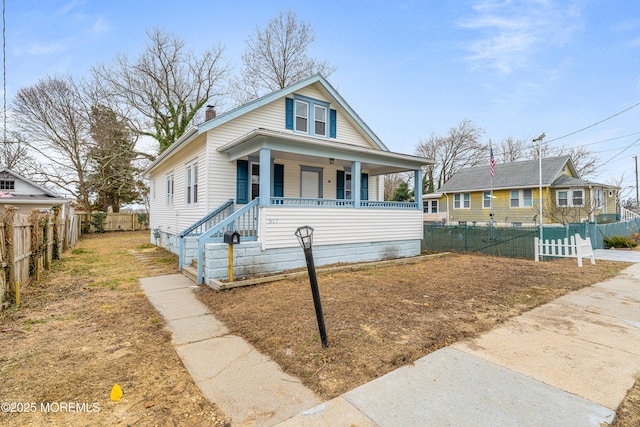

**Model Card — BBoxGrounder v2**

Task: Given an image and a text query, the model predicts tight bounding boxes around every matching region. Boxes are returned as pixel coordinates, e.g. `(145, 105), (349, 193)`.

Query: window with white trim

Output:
(594, 188), (603, 209)
(454, 193), (470, 209)
(185, 160), (198, 205)
(295, 100), (308, 132)
(166, 173), (174, 207)
(0, 180), (15, 190)
(314, 105), (327, 136)
(556, 189), (583, 207)
(509, 189), (533, 208)
(483, 192), (491, 209)
(151, 180), (156, 200)
(423, 200), (438, 213)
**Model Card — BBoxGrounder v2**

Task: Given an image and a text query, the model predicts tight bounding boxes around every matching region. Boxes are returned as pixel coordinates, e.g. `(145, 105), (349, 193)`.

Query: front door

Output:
(301, 169), (321, 198)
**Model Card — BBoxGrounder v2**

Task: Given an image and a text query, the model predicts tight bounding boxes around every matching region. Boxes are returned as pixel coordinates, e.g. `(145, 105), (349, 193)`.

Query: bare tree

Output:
(233, 9), (336, 104)
(0, 132), (36, 175)
(562, 145), (598, 178)
(383, 173), (407, 200)
(415, 119), (485, 191)
(12, 75), (92, 211)
(93, 28), (229, 153)
(496, 136), (527, 163)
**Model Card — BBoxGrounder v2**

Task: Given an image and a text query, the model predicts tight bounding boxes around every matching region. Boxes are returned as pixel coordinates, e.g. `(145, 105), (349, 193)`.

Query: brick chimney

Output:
(205, 105), (216, 121)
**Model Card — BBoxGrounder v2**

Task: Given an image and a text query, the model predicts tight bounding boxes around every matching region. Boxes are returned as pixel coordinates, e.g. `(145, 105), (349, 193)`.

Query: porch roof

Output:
(217, 128), (433, 175)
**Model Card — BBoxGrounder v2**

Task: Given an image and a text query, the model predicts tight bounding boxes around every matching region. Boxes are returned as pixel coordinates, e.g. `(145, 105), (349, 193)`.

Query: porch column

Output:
(415, 169), (423, 210)
(352, 161), (361, 208)
(259, 148), (271, 206)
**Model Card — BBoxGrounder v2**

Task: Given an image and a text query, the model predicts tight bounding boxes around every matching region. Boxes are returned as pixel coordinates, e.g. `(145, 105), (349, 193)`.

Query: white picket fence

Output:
(535, 234), (595, 267)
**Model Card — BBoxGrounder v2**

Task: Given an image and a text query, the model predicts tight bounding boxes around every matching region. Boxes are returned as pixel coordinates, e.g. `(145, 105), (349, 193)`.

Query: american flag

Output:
(490, 147), (496, 177)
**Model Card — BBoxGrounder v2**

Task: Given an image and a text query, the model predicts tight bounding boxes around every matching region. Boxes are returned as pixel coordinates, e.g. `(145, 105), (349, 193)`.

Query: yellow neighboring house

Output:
(423, 155), (619, 226)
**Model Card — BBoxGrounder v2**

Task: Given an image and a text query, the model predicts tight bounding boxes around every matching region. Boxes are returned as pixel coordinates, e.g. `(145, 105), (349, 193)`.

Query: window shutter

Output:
(329, 109), (337, 138)
(236, 160), (249, 204)
(273, 164), (284, 198)
(285, 98), (294, 130)
(336, 170), (345, 199)
(361, 173), (369, 200)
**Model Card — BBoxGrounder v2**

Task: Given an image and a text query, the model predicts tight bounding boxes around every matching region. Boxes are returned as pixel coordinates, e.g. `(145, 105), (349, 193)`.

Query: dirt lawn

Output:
(2, 231), (640, 426)
(0, 231), (229, 426)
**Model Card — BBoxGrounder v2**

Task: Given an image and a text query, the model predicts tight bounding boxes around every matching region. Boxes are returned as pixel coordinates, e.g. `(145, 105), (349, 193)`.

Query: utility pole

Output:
(533, 133), (546, 252)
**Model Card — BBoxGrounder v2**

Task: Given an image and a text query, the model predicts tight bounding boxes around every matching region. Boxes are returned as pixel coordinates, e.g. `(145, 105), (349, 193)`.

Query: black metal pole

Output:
(303, 246), (328, 348)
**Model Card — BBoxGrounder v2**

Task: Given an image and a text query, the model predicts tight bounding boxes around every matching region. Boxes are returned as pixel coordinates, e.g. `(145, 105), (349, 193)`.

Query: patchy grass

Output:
(0, 231), (229, 427)
(196, 253), (629, 400)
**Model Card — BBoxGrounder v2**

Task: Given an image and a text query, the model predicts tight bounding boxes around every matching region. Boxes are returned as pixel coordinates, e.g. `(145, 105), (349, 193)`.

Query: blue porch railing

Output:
(195, 198), (260, 285)
(270, 197), (417, 209)
(271, 197), (354, 207)
(361, 200), (418, 209)
(178, 199), (234, 271)
(179, 199), (234, 237)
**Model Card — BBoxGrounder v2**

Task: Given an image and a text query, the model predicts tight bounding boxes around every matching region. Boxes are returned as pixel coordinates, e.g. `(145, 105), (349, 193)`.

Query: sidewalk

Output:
(139, 275), (320, 426)
(141, 262), (640, 426)
(281, 262), (640, 426)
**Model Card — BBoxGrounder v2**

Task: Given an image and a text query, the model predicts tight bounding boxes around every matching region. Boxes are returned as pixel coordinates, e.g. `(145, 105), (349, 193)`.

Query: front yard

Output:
(195, 252), (629, 400)
(1, 230), (639, 425)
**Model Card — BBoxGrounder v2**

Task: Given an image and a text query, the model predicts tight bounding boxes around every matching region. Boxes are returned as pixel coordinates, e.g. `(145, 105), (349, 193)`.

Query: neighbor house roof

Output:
(0, 168), (62, 198)
(438, 156), (580, 193)
(145, 74), (395, 175)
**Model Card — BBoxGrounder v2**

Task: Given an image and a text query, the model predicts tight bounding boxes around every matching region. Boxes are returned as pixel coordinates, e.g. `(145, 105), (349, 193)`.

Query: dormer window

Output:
(314, 105), (327, 136)
(295, 100), (308, 132)
(0, 180), (15, 190)
(286, 96), (337, 138)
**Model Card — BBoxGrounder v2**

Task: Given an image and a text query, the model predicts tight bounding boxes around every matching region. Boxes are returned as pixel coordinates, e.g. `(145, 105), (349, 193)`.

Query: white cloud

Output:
(458, 0), (584, 75)
(90, 17), (111, 36)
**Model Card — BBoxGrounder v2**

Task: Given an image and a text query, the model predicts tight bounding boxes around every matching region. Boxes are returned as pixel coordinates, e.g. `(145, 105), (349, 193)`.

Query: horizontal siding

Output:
(149, 136), (207, 234)
(295, 85), (380, 149)
(260, 207), (423, 249)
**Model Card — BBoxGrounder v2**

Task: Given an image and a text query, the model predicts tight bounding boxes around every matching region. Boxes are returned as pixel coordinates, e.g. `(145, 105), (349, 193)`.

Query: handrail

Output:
(196, 198), (260, 285)
(620, 206), (640, 221)
(179, 199), (234, 237)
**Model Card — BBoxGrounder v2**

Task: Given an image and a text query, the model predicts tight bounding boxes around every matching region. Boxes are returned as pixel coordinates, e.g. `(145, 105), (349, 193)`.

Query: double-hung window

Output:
(295, 100), (308, 132)
(423, 200), (439, 213)
(286, 96), (336, 138)
(314, 105), (327, 136)
(166, 173), (174, 207)
(483, 192), (491, 208)
(556, 189), (584, 207)
(454, 193), (470, 209)
(572, 190), (583, 206)
(185, 160), (198, 205)
(510, 189), (533, 208)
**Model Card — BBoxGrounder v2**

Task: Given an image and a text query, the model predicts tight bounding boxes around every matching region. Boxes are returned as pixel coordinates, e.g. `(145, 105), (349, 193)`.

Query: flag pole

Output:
(489, 143), (495, 239)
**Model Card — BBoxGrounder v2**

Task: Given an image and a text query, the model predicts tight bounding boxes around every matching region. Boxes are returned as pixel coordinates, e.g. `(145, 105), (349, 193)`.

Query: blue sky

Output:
(6, 1), (640, 194)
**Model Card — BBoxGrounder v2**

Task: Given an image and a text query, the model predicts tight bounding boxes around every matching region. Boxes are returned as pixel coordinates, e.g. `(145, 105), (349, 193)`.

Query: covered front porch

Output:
(221, 128), (431, 210)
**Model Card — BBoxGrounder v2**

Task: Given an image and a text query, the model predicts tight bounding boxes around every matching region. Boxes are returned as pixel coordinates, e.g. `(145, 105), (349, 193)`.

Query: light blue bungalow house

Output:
(145, 74), (433, 285)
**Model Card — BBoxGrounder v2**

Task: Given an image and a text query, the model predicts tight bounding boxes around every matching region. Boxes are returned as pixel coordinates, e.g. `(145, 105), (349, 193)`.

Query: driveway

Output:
(593, 249), (640, 263)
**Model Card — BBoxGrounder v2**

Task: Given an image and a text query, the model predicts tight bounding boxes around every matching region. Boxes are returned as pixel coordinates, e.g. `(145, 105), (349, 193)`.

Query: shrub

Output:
(604, 235), (638, 249)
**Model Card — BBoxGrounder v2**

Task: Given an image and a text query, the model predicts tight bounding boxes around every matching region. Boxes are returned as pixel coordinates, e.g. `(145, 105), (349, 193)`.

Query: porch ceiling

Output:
(217, 128), (433, 175)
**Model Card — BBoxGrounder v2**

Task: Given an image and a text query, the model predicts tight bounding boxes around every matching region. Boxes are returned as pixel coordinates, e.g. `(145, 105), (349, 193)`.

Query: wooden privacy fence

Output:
(78, 212), (149, 233)
(534, 233), (595, 267)
(1, 205), (78, 308)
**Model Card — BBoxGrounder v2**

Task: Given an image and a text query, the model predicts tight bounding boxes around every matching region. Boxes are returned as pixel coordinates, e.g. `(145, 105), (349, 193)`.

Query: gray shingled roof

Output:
(438, 155), (574, 193)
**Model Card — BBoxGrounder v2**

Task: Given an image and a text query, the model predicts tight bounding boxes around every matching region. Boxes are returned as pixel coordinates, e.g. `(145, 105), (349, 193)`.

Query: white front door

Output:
(301, 170), (320, 198)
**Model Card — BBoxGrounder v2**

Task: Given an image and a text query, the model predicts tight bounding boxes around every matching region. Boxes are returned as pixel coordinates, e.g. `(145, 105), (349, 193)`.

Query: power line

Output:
(545, 101), (640, 145)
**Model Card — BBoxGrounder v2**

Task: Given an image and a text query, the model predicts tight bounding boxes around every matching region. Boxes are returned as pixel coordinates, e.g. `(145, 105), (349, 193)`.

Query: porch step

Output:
(182, 264), (197, 283)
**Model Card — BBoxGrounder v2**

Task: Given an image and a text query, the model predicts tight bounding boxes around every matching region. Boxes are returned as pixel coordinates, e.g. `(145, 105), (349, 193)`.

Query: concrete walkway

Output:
(281, 263), (640, 426)
(142, 261), (640, 426)
(139, 275), (320, 426)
